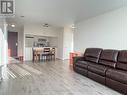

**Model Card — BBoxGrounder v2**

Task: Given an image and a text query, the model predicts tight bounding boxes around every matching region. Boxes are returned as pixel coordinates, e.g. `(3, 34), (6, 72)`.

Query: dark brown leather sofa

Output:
(73, 48), (127, 94)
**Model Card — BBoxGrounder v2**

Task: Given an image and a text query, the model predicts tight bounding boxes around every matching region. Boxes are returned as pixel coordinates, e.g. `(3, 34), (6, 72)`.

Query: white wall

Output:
(57, 29), (64, 59)
(18, 27), (24, 56)
(63, 26), (73, 59)
(56, 26), (74, 60)
(0, 19), (8, 65)
(74, 6), (127, 53)
(0, 23), (4, 65)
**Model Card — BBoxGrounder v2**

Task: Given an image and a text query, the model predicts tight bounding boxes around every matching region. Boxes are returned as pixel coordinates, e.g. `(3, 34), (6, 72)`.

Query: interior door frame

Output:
(8, 31), (18, 58)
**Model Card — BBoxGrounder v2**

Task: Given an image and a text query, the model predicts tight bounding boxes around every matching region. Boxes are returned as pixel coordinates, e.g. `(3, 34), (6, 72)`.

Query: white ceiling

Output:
(7, 0), (127, 27)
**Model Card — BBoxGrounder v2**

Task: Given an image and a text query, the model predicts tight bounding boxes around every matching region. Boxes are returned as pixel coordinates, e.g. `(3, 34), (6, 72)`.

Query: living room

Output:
(0, 0), (127, 95)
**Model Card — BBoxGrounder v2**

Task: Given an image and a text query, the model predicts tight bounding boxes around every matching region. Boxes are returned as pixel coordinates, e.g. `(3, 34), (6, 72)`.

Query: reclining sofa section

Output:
(73, 48), (127, 94)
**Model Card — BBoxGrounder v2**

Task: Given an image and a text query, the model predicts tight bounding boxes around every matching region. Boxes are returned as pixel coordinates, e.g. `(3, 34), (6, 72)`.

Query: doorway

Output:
(8, 32), (18, 58)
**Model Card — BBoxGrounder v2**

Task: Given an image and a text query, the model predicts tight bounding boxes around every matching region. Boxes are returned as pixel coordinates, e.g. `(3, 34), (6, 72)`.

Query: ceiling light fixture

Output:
(11, 24), (15, 27)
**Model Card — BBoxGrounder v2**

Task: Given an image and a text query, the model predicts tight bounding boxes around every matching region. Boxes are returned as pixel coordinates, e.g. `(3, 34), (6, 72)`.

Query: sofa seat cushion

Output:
(106, 68), (127, 84)
(117, 62), (127, 71)
(75, 61), (89, 69)
(88, 63), (107, 76)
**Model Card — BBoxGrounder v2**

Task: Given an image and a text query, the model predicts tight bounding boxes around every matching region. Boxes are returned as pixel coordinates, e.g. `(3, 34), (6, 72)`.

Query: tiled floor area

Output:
(0, 60), (122, 95)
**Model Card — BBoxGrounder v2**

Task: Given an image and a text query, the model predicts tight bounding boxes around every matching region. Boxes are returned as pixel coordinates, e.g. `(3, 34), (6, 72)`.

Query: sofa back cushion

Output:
(99, 50), (118, 68)
(117, 50), (127, 71)
(84, 48), (102, 63)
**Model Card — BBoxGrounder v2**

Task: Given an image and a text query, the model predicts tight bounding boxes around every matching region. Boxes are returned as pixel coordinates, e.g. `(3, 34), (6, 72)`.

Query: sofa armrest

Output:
(73, 56), (84, 64)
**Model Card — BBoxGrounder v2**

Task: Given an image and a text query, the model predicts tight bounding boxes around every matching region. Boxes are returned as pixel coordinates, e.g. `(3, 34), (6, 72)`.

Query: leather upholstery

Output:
(117, 62), (127, 71)
(88, 63), (107, 76)
(73, 48), (127, 94)
(75, 61), (88, 69)
(73, 56), (85, 69)
(74, 66), (87, 76)
(106, 78), (127, 94)
(99, 50), (118, 68)
(118, 50), (127, 63)
(117, 50), (127, 71)
(84, 48), (102, 63)
(88, 71), (105, 84)
(106, 68), (127, 84)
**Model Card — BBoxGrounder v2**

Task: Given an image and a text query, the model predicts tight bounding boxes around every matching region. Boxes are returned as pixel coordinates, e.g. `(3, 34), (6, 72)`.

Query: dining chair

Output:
(49, 48), (55, 60)
(41, 48), (50, 61)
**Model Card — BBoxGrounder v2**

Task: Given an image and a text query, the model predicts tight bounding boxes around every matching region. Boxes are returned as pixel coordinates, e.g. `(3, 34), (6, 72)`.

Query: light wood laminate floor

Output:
(0, 60), (122, 95)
